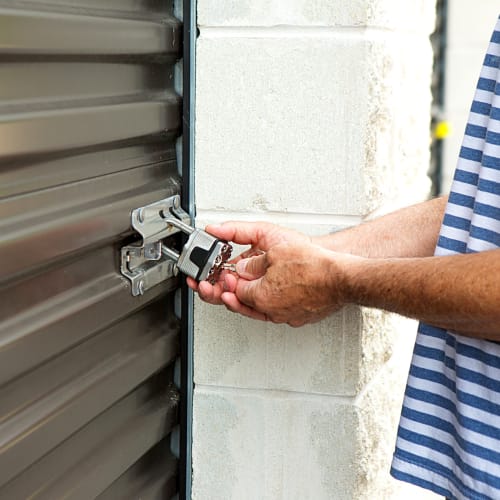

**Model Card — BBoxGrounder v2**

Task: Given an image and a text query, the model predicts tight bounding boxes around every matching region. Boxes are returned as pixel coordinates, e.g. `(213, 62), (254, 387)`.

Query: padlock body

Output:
(176, 229), (231, 282)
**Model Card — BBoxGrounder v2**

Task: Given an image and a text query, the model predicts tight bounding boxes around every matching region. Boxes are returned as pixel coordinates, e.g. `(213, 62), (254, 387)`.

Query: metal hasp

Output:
(122, 194), (233, 295)
(120, 195), (190, 296)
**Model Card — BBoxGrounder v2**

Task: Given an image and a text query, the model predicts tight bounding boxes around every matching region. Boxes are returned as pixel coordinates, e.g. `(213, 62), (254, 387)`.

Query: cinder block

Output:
(195, 35), (366, 216)
(196, 33), (432, 217)
(363, 35), (433, 212)
(192, 387), (359, 500)
(194, 298), (418, 397)
(194, 301), (362, 396)
(364, 0), (435, 33)
(192, 377), (436, 500)
(357, 309), (418, 389)
(197, 0), (435, 33)
(194, 212), (360, 239)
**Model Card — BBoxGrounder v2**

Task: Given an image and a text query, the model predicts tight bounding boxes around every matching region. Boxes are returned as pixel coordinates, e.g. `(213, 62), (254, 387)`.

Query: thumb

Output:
(236, 253), (268, 280)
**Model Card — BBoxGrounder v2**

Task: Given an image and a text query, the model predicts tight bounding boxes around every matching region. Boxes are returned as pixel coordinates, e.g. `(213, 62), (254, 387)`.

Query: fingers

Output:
(187, 267), (241, 306)
(186, 276), (199, 291)
(191, 269), (267, 321)
(224, 273), (238, 292)
(196, 280), (229, 305)
(205, 222), (276, 251)
(221, 292), (268, 322)
(234, 277), (261, 309)
(190, 221), (308, 323)
(197, 281), (217, 303)
(185, 257), (263, 313)
(235, 254), (268, 280)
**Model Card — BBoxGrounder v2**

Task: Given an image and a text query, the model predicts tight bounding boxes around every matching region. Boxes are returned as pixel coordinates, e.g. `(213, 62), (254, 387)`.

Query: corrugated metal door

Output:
(0, 1), (186, 498)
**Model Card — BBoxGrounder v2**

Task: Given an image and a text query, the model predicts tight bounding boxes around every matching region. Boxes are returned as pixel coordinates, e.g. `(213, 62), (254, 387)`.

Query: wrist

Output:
(312, 232), (352, 254)
(320, 249), (364, 308)
(338, 254), (366, 306)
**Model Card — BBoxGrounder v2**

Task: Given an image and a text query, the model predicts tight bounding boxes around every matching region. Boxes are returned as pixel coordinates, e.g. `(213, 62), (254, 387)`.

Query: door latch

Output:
(120, 195), (233, 296)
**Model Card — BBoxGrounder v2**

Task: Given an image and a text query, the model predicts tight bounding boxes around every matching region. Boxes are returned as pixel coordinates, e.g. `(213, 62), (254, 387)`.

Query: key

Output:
(221, 263), (237, 273)
(160, 214), (233, 285)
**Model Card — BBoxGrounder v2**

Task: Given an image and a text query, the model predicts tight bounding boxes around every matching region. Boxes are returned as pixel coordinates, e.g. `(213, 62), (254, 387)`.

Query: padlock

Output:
(161, 216), (233, 284)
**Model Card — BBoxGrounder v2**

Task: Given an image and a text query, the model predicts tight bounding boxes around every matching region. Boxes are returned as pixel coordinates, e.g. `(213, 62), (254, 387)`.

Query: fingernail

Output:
(236, 259), (248, 275)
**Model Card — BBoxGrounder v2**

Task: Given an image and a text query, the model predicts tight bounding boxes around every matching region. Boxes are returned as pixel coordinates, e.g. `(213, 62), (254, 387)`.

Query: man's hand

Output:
(222, 242), (351, 327)
(187, 197), (446, 309)
(186, 222), (311, 306)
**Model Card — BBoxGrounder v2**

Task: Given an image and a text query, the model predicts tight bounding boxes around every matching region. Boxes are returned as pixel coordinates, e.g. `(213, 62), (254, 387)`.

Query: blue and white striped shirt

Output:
(391, 15), (500, 500)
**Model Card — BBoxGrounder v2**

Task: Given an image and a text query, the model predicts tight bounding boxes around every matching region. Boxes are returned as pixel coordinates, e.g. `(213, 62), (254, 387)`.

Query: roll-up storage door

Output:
(0, 1), (186, 498)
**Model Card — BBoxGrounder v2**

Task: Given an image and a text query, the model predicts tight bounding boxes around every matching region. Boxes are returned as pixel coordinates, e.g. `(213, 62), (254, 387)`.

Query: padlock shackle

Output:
(161, 244), (180, 262)
(162, 212), (196, 235)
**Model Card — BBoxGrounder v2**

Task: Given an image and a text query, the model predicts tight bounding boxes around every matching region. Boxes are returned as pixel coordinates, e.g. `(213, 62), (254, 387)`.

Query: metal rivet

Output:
(173, 196), (180, 209)
(138, 280), (145, 295)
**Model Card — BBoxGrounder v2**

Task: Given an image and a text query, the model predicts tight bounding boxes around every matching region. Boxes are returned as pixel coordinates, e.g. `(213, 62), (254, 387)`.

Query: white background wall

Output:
(193, 1), (441, 498)
(441, 2), (499, 192)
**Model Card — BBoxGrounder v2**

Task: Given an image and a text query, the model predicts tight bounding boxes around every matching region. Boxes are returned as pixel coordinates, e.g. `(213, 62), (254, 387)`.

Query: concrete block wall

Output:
(193, 1), (439, 498)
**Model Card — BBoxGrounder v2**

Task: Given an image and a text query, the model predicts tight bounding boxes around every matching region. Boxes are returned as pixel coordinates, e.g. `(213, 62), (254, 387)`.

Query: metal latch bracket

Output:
(120, 195), (190, 296)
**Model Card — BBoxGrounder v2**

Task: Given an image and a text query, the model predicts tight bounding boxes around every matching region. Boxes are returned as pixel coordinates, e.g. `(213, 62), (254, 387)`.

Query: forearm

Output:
(340, 249), (500, 340)
(316, 196), (447, 258)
